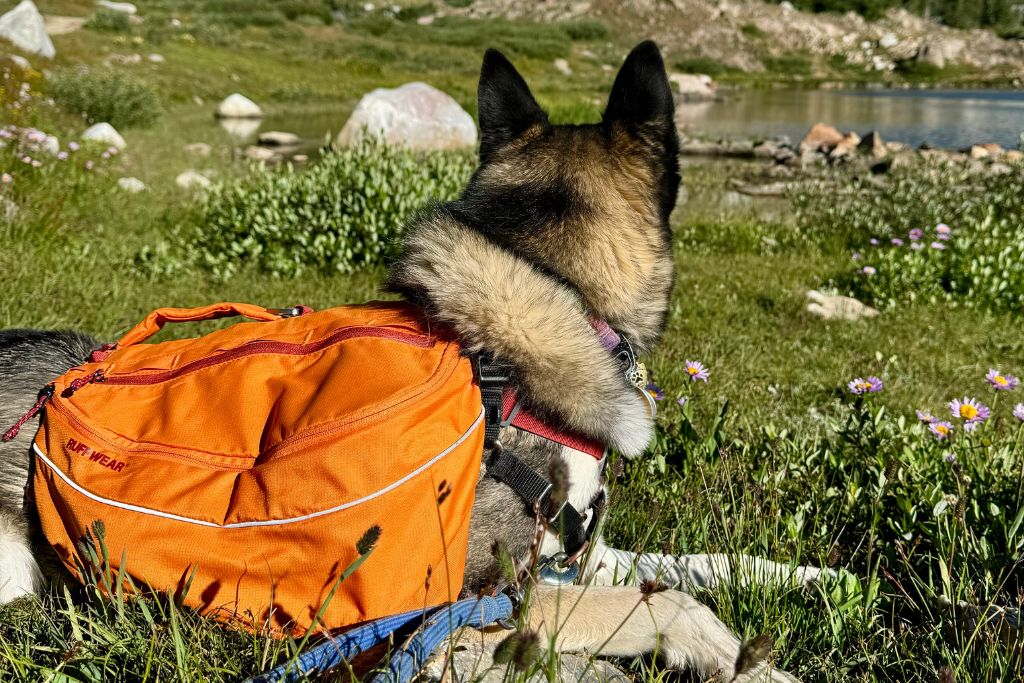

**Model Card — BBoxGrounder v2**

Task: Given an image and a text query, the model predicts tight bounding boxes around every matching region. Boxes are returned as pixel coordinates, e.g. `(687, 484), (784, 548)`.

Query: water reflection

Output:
(218, 118), (261, 142)
(678, 89), (1024, 149)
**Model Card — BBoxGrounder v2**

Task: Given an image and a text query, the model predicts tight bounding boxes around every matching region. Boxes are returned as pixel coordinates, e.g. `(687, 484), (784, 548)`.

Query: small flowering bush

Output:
(793, 162), (1024, 312)
(139, 138), (475, 279)
(51, 69), (162, 129)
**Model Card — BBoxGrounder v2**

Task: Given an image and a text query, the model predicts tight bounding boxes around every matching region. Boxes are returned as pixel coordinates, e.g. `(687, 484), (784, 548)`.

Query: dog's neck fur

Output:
(389, 211), (655, 457)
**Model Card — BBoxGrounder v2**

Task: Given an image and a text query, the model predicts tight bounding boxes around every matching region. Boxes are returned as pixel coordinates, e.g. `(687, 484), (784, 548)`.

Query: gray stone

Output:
(553, 58), (572, 76)
(175, 170), (211, 190)
(806, 290), (879, 321)
(183, 142), (212, 157)
(147, 53), (165, 63)
(96, 1), (137, 14)
(257, 130), (301, 147)
(337, 82), (477, 151)
(244, 145), (277, 162)
(668, 72), (716, 102)
(0, 1), (55, 59)
(81, 122), (126, 150)
(215, 93), (263, 119)
(879, 33), (898, 49)
(9, 54), (30, 70)
(859, 130), (887, 159)
(117, 176), (146, 193)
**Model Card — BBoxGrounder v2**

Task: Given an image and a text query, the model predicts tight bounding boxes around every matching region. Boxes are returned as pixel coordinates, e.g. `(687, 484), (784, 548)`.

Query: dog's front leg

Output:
(482, 584), (796, 682)
(583, 539), (829, 591)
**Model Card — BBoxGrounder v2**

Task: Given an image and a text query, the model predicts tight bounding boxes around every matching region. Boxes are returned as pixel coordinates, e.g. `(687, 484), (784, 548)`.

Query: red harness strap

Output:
(500, 388), (606, 460)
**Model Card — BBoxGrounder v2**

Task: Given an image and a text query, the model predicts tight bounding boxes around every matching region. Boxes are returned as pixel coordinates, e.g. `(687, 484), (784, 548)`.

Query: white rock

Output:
(117, 176), (146, 193)
(147, 53), (164, 63)
(244, 145), (277, 162)
(96, 0), (137, 14)
(416, 14), (434, 25)
(780, 1), (795, 12)
(183, 142), (212, 156)
(337, 82), (477, 151)
(41, 134), (59, 155)
(879, 33), (898, 49)
(215, 93), (263, 119)
(0, 1), (55, 59)
(175, 170), (211, 190)
(553, 58), (572, 76)
(257, 130), (300, 146)
(668, 73), (717, 102)
(81, 122), (126, 150)
(2, 197), (18, 222)
(806, 290), (879, 321)
(9, 54), (30, 70)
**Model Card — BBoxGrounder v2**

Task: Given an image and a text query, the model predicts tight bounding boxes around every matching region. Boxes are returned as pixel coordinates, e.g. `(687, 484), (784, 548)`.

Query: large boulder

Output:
(81, 122), (126, 150)
(257, 130), (300, 147)
(859, 130), (887, 159)
(337, 82), (477, 151)
(668, 72), (717, 102)
(215, 93), (264, 119)
(0, 1), (55, 59)
(800, 123), (844, 153)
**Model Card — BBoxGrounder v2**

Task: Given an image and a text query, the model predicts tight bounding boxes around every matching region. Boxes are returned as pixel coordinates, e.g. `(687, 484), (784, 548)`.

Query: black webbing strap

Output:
(485, 448), (590, 557)
(476, 353), (511, 449)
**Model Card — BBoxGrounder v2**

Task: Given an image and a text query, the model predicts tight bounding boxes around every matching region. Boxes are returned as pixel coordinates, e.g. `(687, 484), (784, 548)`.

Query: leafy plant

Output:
(83, 9), (133, 33)
(51, 69), (161, 129)
(142, 138), (475, 279)
(560, 19), (609, 41)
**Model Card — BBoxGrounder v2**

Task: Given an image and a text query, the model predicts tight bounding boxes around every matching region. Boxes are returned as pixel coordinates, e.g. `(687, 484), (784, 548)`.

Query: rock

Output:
(96, 0), (137, 13)
(175, 170), (211, 190)
(41, 134), (59, 156)
(885, 141), (908, 153)
(729, 178), (793, 197)
(980, 143), (1003, 157)
(668, 72), (717, 102)
(147, 53), (165, 63)
(9, 54), (30, 70)
(553, 58), (572, 76)
(989, 162), (1012, 176)
(879, 33), (898, 49)
(117, 176), (146, 193)
(753, 141), (779, 159)
(292, 153), (309, 163)
(183, 142), (212, 156)
(916, 42), (947, 69)
(337, 82), (477, 151)
(969, 144), (1003, 160)
(1005, 150), (1023, 163)
(244, 145), (277, 162)
(779, 1), (795, 12)
(44, 15), (85, 35)
(806, 291), (879, 322)
(0, 1), (55, 59)
(422, 639), (630, 683)
(830, 132), (862, 159)
(257, 130), (300, 147)
(415, 14), (434, 25)
(2, 197), (18, 222)
(215, 93), (263, 119)
(81, 122), (126, 150)
(104, 53), (142, 66)
(800, 123), (844, 153)
(859, 130), (887, 159)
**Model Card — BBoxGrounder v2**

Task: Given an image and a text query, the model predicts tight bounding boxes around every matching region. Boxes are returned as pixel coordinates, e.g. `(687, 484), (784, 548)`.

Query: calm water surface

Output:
(678, 88), (1024, 150)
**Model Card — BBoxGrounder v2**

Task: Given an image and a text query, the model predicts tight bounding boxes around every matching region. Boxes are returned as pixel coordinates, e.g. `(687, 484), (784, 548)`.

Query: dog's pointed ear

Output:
(478, 48), (548, 162)
(603, 41), (675, 137)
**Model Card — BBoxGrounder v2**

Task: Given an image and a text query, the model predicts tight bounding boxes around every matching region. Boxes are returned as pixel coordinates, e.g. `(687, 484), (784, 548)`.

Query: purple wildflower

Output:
(986, 369), (1019, 391)
(57, 151), (68, 161)
(936, 223), (952, 240)
(0, 173), (11, 184)
(106, 146), (119, 156)
(684, 360), (709, 383)
(916, 409), (938, 424)
(851, 252), (862, 262)
(929, 421), (954, 440)
(869, 238), (879, 246)
(1013, 403), (1024, 422)
(20, 155), (30, 164)
(949, 397), (990, 425)
(861, 266), (877, 276)
(68, 141), (79, 152)
(910, 242), (924, 251)
(848, 376), (883, 394)
(645, 382), (665, 401)
(930, 241), (945, 250)
(84, 160), (94, 170)
(891, 238), (904, 246)
(676, 396), (688, 408)
(909, 228), (924, 241)
(31, 159), (40, 168)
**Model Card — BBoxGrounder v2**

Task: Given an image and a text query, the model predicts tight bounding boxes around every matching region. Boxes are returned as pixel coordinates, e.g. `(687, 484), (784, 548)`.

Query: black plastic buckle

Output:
(475, 353), (512, 385)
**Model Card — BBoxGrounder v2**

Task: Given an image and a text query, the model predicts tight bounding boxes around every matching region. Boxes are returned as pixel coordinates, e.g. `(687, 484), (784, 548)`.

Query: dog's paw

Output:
(605, 390), (654, 457)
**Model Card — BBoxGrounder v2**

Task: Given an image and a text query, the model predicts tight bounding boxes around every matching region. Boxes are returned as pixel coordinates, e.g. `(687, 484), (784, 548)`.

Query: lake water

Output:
(677, 88), (1024, 150)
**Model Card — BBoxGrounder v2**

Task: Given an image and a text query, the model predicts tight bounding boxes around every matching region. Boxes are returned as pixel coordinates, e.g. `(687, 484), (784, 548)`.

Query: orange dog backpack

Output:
(24, 301), (485, 634)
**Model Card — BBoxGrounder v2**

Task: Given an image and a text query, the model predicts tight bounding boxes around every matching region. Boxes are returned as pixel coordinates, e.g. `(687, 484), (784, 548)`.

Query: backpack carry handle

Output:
(115, 302), (288, 349)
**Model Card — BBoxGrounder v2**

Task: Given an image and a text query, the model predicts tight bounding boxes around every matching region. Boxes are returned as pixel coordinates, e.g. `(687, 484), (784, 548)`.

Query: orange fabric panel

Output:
(32, 302), (484, 634)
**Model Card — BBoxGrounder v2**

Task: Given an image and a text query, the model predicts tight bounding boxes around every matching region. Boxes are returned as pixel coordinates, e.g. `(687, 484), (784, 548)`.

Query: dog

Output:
(0, 42), (823, 681)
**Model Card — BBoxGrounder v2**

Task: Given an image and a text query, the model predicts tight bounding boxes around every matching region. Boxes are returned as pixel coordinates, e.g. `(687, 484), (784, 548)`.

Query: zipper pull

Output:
(2, 384), (55, 442)
(64, 369), (105, 396)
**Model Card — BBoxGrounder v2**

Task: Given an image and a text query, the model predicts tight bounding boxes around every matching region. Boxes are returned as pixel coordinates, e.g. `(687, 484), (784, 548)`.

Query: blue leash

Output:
(244, 593), (514, 683)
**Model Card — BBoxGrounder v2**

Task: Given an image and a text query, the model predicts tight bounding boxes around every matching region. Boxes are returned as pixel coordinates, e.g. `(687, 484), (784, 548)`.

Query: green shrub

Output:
(51, 69), (162, 129)
(149, 138), (475, 279)
(793, 162), (1024, 312)
(894, 58), (944, 80)
(279, 0), (333, 24)
(83, 9), (133, 33)
(560, 19), (609, 41)
(763, 54), (813, 76)
(740, 22), (765, 37)
(673, 56), (727, 77)
(201, 0), (286, 27)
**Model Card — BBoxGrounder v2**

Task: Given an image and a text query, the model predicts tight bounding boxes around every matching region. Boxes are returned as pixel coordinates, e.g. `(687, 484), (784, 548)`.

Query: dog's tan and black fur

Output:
(0, 42), (816, 681)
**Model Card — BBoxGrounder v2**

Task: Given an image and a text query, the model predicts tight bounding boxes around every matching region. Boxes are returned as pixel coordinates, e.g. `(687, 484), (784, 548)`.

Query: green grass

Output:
(2, 4), (1024, 681)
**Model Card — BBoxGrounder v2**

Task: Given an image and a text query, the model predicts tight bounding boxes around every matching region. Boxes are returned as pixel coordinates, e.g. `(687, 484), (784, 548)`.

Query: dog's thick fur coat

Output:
(0, 42), (813, 681)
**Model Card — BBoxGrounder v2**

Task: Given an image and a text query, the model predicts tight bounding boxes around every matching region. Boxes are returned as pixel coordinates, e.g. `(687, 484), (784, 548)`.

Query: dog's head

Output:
(450, 41), (680, 351)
